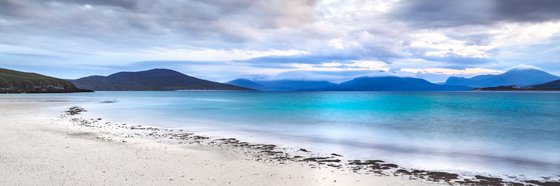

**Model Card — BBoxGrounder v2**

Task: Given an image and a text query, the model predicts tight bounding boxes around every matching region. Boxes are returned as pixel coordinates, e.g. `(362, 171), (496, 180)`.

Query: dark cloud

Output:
(494, 0), (560, 22)
(0, 0), (316, 49)
(392, 0), (560, 27)
(0, 0), (38, 17)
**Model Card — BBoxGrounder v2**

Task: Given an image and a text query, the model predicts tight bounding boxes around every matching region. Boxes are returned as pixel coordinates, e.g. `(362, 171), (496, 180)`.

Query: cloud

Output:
(507, 64), (542, 71)
(391, 0), (560, 27)
(54, 0), (137, 10)
(97, 48), (309, 62)
(289, 60), (390, 72)
(408, 31), (492, 58)
(1, 0), (560, 82)
(494, 0), (560, 22)
(401, 67), (504, 76)
(0, 0), (317, 51)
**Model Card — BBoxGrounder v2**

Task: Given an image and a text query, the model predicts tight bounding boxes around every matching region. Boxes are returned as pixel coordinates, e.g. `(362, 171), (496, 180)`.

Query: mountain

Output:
(227, 79), (337, 91)
(229, 76), (469, 91)
(227, 79), (266, 90)
(0, 68), (91, 93)
(72, 69), (251, 91)
(445, 68), (559, 88)
(337, 76), (470, 91)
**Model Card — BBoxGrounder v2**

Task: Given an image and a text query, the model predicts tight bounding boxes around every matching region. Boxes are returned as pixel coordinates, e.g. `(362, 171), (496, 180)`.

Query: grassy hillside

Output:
(0, 68), (91, 93)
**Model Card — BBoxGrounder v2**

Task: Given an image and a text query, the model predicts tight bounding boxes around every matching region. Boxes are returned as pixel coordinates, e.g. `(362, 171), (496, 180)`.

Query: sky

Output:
(1, 0), (560, 83)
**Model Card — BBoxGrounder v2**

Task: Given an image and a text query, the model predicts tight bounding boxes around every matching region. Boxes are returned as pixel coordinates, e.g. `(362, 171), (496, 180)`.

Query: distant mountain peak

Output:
(227, 79), (337, 91)
(445, 66), (559, 88)
(112, 68), (183, 75)
(227, 76), (470, 91)
(144, 68), (181, 73)
(503, 67), (552, 75)
(338, 75), (468, 91)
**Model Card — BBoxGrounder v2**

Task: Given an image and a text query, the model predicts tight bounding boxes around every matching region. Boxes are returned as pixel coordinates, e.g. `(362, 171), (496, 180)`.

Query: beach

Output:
(4, 0), (560, 184)
(1, 92), (560, 186)
(0, 101), (436, 186)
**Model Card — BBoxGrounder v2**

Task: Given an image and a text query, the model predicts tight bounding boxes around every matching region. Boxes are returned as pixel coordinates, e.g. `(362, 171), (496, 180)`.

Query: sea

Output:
(3, 91), (560, 179)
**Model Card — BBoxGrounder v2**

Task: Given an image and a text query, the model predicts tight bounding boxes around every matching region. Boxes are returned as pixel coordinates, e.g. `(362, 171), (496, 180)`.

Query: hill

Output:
(476, 79), (560, 91)
(475, 80), (560, 91)
(72, 69), (251, 91)
(445, 68), (559, 88)
(0, 68), (91, 93)
(530, 80), (560, 90)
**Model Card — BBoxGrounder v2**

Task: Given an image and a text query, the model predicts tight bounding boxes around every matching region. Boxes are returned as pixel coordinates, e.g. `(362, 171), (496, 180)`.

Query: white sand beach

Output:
(0, 101), (435, 186)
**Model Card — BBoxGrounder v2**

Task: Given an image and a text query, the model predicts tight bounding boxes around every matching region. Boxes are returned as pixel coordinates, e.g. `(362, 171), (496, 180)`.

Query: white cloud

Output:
(401, 67), (504, 76)
(410, 31), (491, 58)
(289, 60), (389, 72)
(490, 21), (560, 47)
(507, 64), (542, 71)
(346, 60), (390, 71)
(97, 48), (309, 62)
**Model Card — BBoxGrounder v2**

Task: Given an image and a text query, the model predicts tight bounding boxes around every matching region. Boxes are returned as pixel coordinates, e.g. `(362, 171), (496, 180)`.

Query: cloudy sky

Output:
(1, 0), (560, 83)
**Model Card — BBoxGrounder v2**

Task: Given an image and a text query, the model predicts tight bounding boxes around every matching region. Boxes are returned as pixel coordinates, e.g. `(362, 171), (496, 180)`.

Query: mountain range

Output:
(227, 79), (337, 91)
(229, 76), (470, 91)
(3, 67), (560, 93)
(337, 76), (469, 91)
(444, 68), (559, 88)
(0, 68), (91, 93)
(71, 69), (251, 91)
(229, 68), (560, 91)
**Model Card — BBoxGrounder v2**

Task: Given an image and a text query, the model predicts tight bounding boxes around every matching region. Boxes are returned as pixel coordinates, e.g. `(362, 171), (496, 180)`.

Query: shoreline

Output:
(0, 102), (433, 185)
(1, 100), (559, 185)
(61, 106), (559, 185)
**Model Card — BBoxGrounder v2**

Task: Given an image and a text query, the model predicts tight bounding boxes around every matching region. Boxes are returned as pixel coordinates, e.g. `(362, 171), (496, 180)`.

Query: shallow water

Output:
(3, 91), (560, 178)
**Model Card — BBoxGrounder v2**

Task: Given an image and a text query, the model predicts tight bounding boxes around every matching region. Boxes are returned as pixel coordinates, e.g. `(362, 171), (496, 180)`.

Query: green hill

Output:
(0, 68), (91, 93)
(72, 69), (252, 91)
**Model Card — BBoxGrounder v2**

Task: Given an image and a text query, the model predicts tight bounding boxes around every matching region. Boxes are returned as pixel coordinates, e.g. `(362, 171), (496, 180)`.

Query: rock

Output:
(331, 153), (342, 157)
(65, 106), (87, 115)
(426, 171), (459, 181)
(395, 169), (411, 175)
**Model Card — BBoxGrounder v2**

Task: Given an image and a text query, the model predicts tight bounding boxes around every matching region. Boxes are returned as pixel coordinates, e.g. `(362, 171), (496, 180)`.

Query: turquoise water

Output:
(4, 91), (560, 178)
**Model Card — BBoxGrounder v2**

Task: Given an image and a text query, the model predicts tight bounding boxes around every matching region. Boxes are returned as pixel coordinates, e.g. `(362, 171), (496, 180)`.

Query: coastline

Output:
(1, 101), (559, 185)
(0, 101), (433, 185)
(61, 105), (559, 186)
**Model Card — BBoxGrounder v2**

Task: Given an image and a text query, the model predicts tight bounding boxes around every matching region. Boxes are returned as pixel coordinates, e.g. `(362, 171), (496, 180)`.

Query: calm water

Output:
(4, 91), (560, 178)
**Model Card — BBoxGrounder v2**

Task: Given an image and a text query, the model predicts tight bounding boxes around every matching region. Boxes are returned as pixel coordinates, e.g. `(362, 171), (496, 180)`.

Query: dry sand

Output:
(0, 101), (438, 186)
